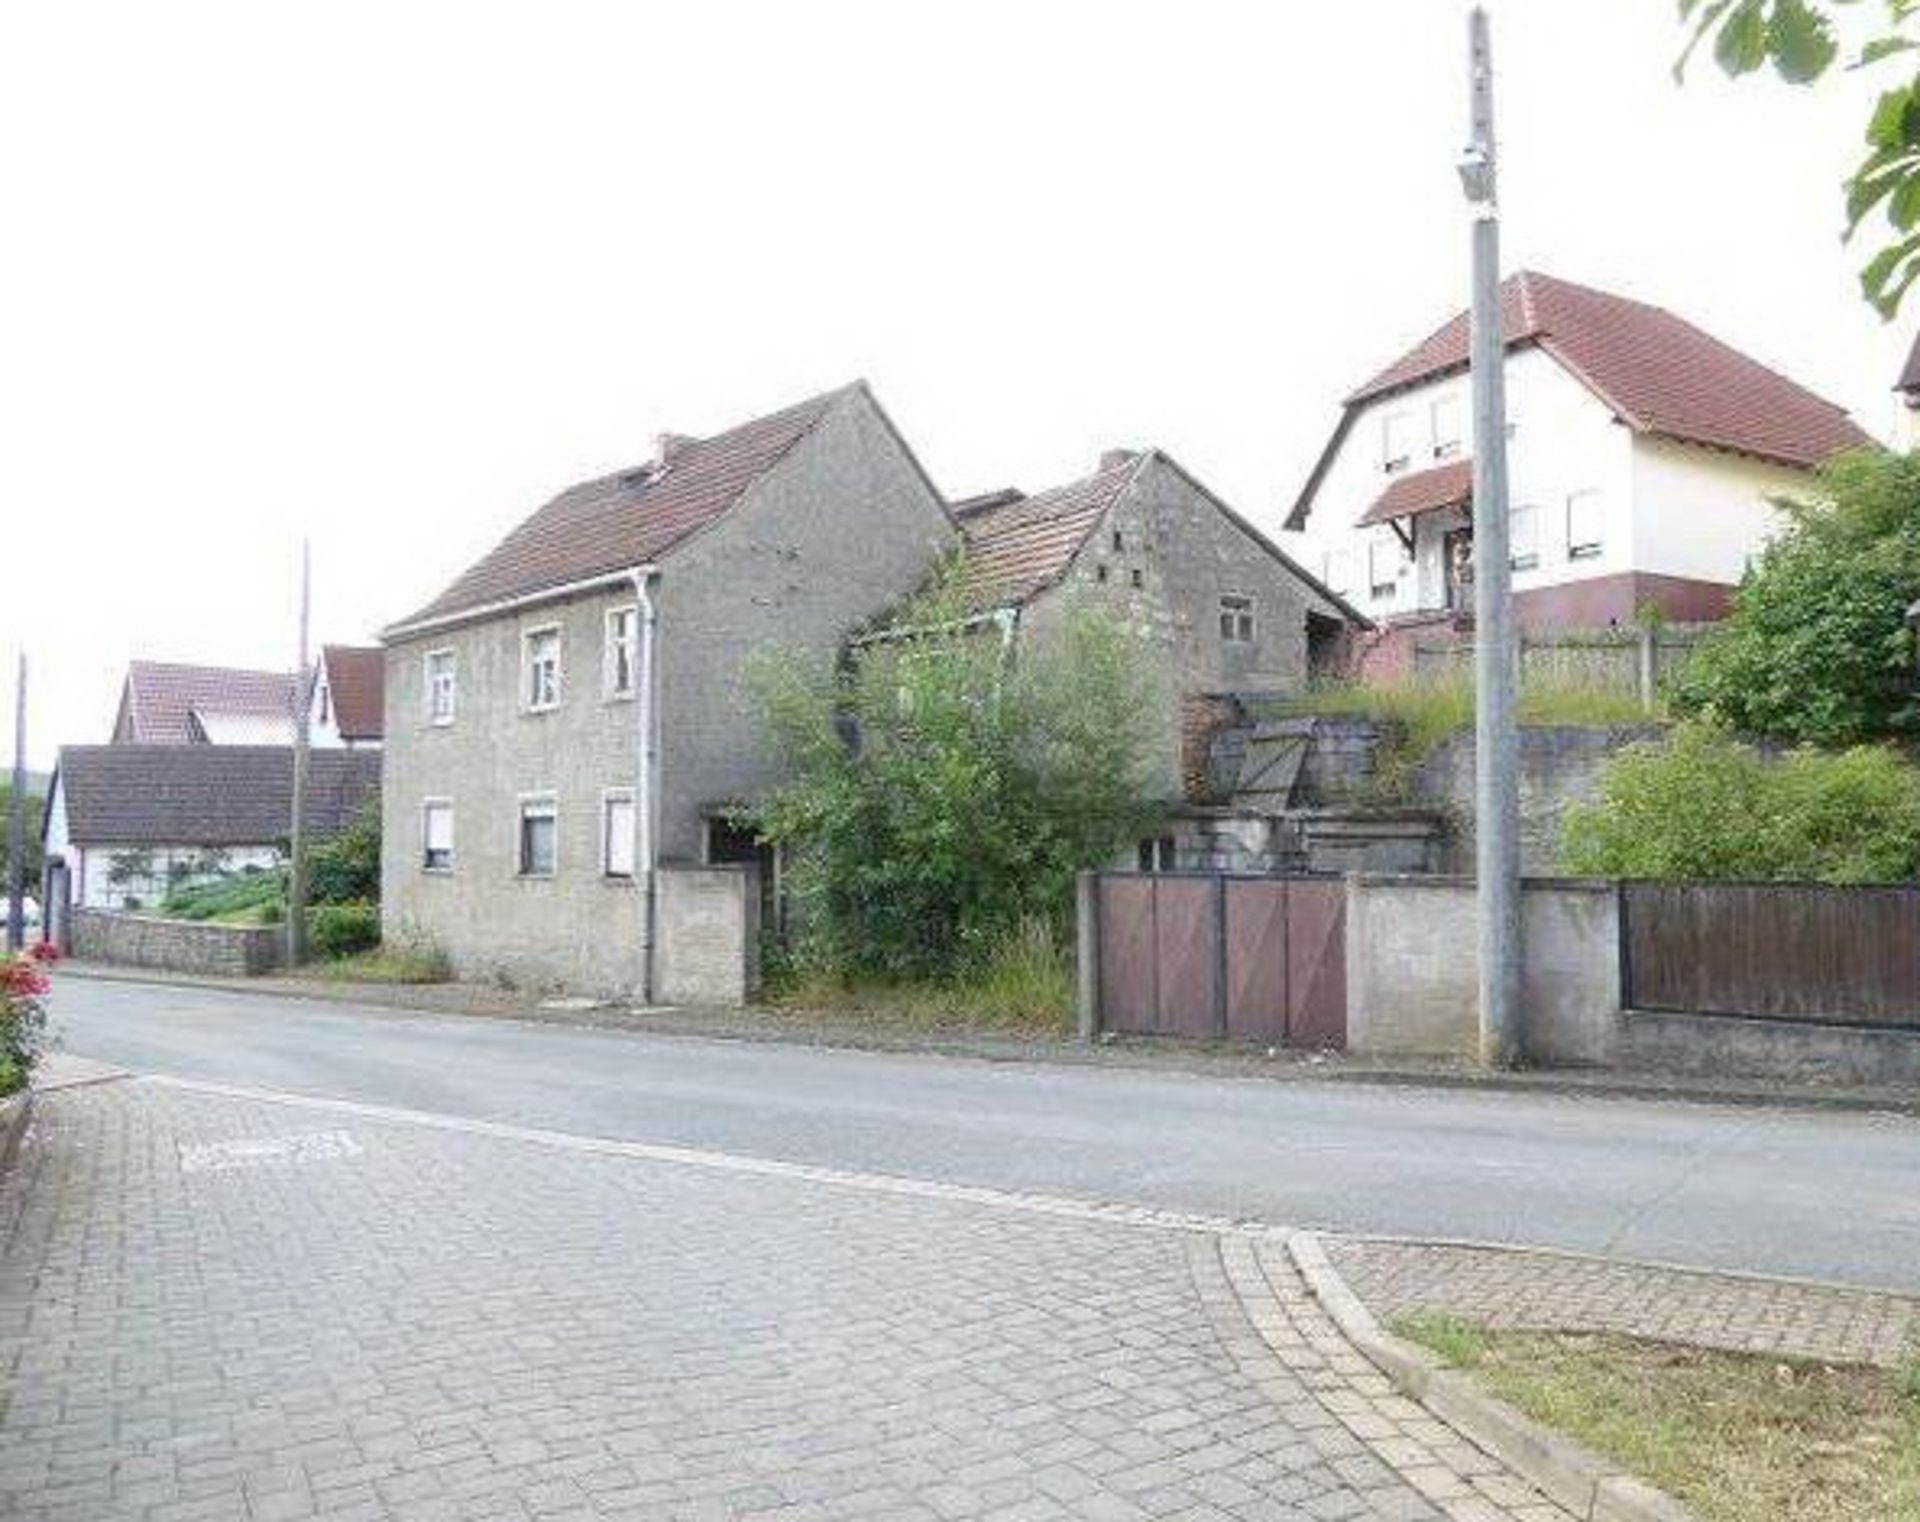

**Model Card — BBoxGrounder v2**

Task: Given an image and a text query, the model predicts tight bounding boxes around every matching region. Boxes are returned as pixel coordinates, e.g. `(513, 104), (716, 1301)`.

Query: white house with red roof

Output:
(1284, 271), (1875, 676)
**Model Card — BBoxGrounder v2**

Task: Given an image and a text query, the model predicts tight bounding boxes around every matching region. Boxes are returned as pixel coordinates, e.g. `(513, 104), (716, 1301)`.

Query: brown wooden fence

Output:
(1086, 873), (1345, 1048)
(1621, 881), (1920, 1029)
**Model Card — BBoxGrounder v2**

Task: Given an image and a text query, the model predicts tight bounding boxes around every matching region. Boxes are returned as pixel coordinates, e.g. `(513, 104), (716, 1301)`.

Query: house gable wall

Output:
(378, 387), (953, 995)
(653, 386), (954, 862)
(1020, 455), (1350, 798)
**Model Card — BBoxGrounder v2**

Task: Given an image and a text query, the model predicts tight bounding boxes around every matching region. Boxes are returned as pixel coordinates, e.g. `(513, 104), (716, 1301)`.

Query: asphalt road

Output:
(46, 975), (1920, 1294)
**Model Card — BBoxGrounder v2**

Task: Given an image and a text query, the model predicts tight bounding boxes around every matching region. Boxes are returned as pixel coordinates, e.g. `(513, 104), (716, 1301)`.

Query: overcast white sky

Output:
(2, 0), (1908, 768)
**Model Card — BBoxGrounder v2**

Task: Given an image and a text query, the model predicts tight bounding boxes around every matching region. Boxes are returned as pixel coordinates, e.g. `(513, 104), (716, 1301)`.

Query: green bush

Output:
(1673, 448), (1920, 746)
(309, 803), (381, 905)
(1561, 722), (1920, 883)
(751, 578), (1165, 982)
(309, 901), (380, 959)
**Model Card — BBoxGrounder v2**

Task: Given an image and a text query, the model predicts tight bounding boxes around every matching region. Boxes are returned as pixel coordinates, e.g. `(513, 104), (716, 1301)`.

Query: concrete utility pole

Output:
(287, 543), (313, 966)
(1462, 5), (1522, 1067)
(7, 653), (26, 953)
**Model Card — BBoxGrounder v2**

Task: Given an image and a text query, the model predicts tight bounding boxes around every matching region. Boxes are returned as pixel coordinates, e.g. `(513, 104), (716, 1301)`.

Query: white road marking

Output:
(141, 1074), (1282, 1239)
(178, 1129), (363, 1174)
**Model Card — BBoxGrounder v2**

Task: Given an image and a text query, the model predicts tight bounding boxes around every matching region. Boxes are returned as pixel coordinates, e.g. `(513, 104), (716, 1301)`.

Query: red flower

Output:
(28, 941), (59, 964)
(0, 958), (49, 998)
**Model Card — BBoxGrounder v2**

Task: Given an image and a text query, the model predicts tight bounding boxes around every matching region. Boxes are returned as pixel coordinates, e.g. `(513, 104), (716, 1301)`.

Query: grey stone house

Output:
(379, 382), (954, 996)
(948, 449), (1365, 809)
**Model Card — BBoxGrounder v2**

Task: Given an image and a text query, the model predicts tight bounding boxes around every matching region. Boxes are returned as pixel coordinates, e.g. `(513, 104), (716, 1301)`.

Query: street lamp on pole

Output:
(1462, 4), (1522, 1067)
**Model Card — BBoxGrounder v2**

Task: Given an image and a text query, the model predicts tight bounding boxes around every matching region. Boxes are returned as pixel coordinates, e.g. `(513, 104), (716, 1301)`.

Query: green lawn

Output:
(1394, 1316), (1920, 1521)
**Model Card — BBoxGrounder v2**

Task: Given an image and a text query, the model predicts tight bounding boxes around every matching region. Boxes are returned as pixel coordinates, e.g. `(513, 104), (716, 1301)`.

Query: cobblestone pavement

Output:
(0, 1079), (1570, 1522)
(1327, 1236), (1920, 1368)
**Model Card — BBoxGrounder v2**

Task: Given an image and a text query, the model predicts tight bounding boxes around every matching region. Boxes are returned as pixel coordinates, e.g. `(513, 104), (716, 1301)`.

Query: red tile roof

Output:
(1350, 270), (1870, 469)
(320, 645), (385, 741)
(1356, 459), (1475, 527)
(1289, 271), (1873, 530)
(956, 458), (1141, 608)
(394, 385), (859, 631)
(118, 662), (299, 746)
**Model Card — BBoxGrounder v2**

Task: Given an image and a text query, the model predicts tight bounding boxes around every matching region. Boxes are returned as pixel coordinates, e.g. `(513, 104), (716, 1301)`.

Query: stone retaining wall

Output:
(71, 909), (284, 978)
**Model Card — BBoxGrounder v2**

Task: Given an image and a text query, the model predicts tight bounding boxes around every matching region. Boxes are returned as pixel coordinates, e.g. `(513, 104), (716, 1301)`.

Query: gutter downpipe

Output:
(632, 569), (661, 1004)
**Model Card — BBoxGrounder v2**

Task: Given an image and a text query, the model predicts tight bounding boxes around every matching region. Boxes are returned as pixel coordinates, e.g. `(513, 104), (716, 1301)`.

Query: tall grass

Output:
(1287, 675), (1659, 803)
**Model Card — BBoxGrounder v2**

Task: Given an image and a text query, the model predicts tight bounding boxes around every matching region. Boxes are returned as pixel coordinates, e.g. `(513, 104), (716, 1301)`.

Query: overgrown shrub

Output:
(751, 583), (1165, 982)
(1561, 722), (1920, 883)
(309, 803), (381, 905)
(1673, 448), (1920, 746)
(309, 901), (381, 959)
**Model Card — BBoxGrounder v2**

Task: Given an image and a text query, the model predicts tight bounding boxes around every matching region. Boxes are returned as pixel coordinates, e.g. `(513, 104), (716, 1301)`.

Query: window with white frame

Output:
(523, 627), (561, 711)
(602, 790), (636, 878)
(1509, 503), (1543, 572)
(517, 795), (557, 876)
(1431, 394), (1464, 459)
(1368, 536), (1403, 600)
(1322, 548), (1356, 597)
(421, 800), (454, 871)
(1218, 594), (1255, 643)
(1566, 490), (1605, 560)
(1381, 412), (1414, 473)
(604, 606), (637, 699)
(424, 650), (456, 725)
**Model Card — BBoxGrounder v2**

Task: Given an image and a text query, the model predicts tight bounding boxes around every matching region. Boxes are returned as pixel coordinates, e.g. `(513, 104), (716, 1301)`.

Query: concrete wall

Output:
(1344, 876), (1620, 1064)
(381, 387), (951, 998)
(72, 908), (284, 977)
(655, 866), (761, 1006)
(1411, 725), (1666, 875)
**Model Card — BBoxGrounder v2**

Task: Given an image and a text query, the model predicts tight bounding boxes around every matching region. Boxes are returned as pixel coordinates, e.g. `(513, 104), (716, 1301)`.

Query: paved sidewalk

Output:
(1327, 1237), (1920, 1369)
(0, 1078), (1570, 1521)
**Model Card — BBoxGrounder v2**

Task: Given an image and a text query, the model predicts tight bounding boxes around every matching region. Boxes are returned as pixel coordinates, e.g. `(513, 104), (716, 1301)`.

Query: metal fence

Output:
(1621, 881), (1920, 1029)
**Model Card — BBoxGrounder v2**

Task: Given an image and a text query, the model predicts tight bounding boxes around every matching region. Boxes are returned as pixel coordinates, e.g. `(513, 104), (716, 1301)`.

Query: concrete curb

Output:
(0, 1087), (33, 1177)
(1287, 1231), (1695, 1522)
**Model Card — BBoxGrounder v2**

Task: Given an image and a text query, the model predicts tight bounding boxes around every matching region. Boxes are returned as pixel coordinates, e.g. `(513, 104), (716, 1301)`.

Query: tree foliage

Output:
(0, 785), (44, 893)
(308, 801), (381, 906)
(750, 584), (1166, 982)
(1562, 721), (1920, 882)
(1670, 448), (1920, 745)
(1679, 0), (1920, 314)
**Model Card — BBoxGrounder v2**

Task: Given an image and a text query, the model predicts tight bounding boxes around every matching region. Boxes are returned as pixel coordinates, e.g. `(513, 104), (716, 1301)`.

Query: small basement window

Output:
(1219, 594), (1255, 643)
(517, 796), (557, 877)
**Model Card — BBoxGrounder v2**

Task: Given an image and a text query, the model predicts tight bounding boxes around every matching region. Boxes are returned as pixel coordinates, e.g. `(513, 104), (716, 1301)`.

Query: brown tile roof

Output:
(1289, 270), (1873, 530)
(955, 458), (1141, 608)
(1351, 270), (1871, 468)
(395, 385), (858, 630)
(1356, 459), (1475, 527)
(119, 661), (299, 746)
(53, 745), (379, 847)
(320, 645), (384, 741)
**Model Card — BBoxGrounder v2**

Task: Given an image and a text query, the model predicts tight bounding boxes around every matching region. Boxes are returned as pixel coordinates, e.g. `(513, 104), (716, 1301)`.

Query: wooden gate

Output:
(1621, 881), (1920, 1029)
(1090, 873), (1346, 1048)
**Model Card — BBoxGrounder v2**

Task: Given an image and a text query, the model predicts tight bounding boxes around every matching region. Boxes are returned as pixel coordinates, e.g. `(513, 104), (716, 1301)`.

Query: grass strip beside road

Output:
(1394, 1314), (1920, 1521)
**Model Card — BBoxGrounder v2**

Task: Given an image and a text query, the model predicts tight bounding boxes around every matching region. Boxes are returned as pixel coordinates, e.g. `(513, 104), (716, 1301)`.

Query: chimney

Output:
(655, 432), (698, 467)
(1100, 448), (1139, 472)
